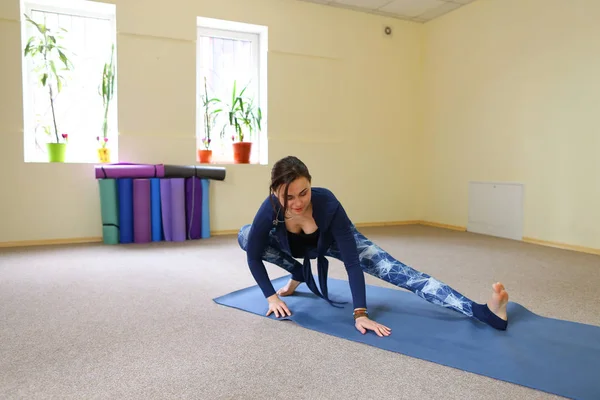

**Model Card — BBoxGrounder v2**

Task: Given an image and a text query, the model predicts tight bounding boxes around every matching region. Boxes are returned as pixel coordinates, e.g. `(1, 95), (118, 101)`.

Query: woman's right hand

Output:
(266, 294), (292, 318)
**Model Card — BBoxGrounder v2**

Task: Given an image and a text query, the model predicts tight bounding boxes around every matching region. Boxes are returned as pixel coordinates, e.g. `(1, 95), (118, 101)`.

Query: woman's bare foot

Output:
(487, 282), (509, 321)
(277, 279), (301, 297)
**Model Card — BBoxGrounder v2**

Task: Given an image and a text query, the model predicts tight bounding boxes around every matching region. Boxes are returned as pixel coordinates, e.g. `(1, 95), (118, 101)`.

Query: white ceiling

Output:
(296, 0), (478, 23)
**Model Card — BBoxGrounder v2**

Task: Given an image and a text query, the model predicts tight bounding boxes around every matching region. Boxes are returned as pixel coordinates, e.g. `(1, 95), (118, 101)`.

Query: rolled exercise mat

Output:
(150, 178), (163, 242)
(95, 164), (165, 179)
(185, 177), (203, 240)
(201, 179), (210, 238)
(170, 178), (186, 242)
(163, 165), (226, 181)
(133, 179), (152, 243)
(160, 179), (173, 241)
(102, 226), (119, 245)
(214, 276), (600, 400)
(117, 178), (134, 243)
(98, 179), (119, 244)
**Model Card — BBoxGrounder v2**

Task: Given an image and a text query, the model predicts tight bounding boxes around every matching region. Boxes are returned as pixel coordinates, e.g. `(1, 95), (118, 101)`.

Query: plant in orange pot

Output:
(198, 76), (221, 163)
(221, 80), (262, 164)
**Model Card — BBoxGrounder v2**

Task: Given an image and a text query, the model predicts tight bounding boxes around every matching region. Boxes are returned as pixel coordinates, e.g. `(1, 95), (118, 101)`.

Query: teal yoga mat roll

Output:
(102, 226), (119, 245)
(118, 178), (134, 244)
(151, 178), (163, 242)
(201, 179), (210, 238)
(98, 179), (119, 244)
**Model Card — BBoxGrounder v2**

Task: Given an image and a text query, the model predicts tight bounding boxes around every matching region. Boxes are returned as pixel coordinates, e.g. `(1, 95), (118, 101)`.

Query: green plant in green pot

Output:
(23, 13), (73, 162)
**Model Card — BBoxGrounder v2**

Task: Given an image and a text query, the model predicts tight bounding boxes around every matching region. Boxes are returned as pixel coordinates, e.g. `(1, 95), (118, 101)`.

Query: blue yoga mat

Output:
(150, 178), (163, 242)
(201, 179), (210, 238)
(117, 178), (133, 244)
(214, 276), (600, 400)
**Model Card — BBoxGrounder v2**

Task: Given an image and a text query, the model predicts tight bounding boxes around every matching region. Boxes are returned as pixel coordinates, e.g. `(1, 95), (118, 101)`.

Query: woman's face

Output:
(277, 177), (311, 215)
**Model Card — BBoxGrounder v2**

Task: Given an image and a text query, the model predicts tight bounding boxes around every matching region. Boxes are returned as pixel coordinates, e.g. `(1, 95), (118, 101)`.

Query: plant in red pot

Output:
(198, 76), (221, 163)
(221, 80), (262, 164)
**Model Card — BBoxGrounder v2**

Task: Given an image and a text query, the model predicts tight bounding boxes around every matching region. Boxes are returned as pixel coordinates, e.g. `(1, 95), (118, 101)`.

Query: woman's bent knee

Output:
(237, 224), (252, 250)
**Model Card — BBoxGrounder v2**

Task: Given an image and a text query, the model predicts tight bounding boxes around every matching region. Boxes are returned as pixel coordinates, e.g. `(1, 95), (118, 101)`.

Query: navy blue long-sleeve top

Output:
(245, 187), (367, 310)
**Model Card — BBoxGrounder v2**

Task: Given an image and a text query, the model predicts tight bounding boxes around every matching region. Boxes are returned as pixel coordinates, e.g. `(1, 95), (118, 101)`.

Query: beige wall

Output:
(2, 0), (598, 252)
(421, 0), (600, 250)
(0, 0), (422, 243)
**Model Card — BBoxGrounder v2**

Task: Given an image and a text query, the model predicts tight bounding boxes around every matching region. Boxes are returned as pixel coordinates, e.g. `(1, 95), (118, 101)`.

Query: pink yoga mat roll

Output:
(133, 179), (152, 243)
(95, 164), (165, 179)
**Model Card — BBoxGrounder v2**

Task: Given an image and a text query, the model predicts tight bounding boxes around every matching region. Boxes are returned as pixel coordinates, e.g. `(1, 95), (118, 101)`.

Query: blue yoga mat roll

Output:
(214, 276), (600, 400)
(117, 178), (133, 244)
(151, 178), (163, 242)
(201, 179), (210, 238)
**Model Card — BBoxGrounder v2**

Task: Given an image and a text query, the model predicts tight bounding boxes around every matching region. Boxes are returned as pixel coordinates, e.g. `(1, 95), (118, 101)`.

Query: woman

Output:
(238, 156), (509, 337)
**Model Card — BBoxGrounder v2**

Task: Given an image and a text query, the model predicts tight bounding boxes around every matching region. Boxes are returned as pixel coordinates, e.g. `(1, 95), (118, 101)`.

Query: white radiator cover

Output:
(467, 182), (524, 241)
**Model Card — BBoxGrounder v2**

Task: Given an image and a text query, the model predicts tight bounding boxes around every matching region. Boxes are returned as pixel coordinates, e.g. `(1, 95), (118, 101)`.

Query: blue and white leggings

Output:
(238, 224), (476, 318)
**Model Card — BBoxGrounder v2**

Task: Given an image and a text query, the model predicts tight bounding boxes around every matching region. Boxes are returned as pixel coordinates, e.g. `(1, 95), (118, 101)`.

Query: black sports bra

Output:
(287, 228), (319, 258)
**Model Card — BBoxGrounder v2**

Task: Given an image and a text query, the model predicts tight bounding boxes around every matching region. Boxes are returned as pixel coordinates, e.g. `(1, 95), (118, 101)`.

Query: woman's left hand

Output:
(355, 316), (391, 337)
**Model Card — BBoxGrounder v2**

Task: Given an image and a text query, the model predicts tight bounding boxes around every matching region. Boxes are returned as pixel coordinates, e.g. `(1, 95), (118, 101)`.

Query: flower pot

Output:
(47, 143), (67, 162)
(232, 142), (252, 164)
(197, 149), (213, 163)
(97, 148), (111, 163)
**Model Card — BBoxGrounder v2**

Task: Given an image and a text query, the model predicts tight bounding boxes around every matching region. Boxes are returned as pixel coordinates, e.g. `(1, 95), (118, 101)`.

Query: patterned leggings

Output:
(238, 224), (475, 318)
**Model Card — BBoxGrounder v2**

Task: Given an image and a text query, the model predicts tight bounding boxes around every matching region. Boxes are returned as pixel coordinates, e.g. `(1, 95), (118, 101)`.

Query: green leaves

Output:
(99, 43), (116, 144)
(23, 13), (74, 143)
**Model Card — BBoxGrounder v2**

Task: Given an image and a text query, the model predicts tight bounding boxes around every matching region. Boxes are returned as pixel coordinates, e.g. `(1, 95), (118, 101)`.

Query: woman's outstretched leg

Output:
(237, 224), (304, 295)
(327, 227), (508, 330)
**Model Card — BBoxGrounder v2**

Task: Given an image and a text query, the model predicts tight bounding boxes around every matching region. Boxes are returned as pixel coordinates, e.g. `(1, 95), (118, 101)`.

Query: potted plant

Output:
(97, 43), (115, 163)
(220, 80), (261, 164)
(198, 76), (221, 163)
(23, 13), (73, 162)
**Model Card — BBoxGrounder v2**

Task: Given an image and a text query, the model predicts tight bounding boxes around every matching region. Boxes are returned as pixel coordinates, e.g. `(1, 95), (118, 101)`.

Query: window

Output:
(196, 17), (268, 165)
(20, 0), (117, 163)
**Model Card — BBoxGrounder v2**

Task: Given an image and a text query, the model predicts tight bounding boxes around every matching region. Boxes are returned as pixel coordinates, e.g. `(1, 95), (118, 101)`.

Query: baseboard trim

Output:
(354, 220), (421, 228)
(418, 221), (467, 232)
(0, 237), (103, 248)
(1, 221), (598, 256)
(211, 229), (240, 236)
(522, 237), (600, 256)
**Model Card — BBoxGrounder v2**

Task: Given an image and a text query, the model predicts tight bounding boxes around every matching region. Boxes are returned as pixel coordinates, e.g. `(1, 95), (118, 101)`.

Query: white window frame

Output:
(21, 0), (117, 163)
(196, 17), (268, 165)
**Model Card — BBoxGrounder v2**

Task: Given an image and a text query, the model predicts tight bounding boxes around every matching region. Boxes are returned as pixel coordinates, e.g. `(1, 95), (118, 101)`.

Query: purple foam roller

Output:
(185, 177), (203, 240)
(170, 178), (186, 242)
(133, 179), (152, 243)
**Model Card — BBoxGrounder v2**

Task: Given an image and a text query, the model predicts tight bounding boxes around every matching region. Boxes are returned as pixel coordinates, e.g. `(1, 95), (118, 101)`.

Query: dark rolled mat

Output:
(163, 165), (226, 181)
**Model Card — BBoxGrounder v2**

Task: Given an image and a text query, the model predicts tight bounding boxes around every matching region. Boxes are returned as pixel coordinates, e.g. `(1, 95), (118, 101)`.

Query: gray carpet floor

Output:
(1, 225), (599, 399)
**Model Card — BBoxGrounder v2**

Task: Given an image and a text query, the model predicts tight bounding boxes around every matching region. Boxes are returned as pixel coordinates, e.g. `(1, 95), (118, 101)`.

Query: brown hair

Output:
(269, 156), (312, 219)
